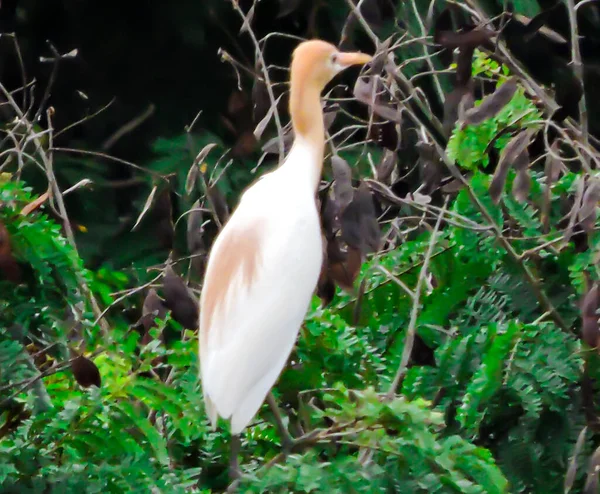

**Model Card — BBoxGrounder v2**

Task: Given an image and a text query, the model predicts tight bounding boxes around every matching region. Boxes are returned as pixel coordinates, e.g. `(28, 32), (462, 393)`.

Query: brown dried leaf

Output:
(581, 283), (600, 348)
(579, 179), (600, 233)
(253, 93), (285, 141)
(354, 77), (402, 123)
(132, 185), (158, 231)
(262, 128), (295, 155)
(564, 426), (588, 494)
(443, 82), (473, 136)
(317, 275), (336, 308)
(187, 200), (204, 254)
(512, 153), (531, 203)
(320, 191), (340, 240)
(317, 255), (336, 308)
(542, 144), (563, 232)
(324, 109), (338, 131)
(463, 78), (518, 126)
(376, 149), (397, 184)
(329, 247), (363, 293)
(331, 156), (354, 212)
(252, 78), (271, 123)
(502, 128), (537, 168)
(514, 10), (567, 44)
(365, 178), (403, 207)
(441, 178), (464, 194)
(584, 446), (600, 494)
(582, 315), (599, 349)
(137, 288), (169, 343)
(435, 28), (496, 49)
(341, 182), (381, 255)
(491, 129), (535, 203)
(368, 37), (392, 74)
(416, 142), (443, 193)
(545, 144), (563, 185)
(71, 355), (101, 388)
(20, 191), (50, 216)
(194, 143), (218, 169)
(489, 162), (512, 204)
(185, 164), (200, 197)
(327, 236), (347, 264)
(207, 183), (229, 227)
(143, 288), (168, 321)
(582, 283), (599, 319)
(561, 177), (585, 247)
(162, 266), (198, 330)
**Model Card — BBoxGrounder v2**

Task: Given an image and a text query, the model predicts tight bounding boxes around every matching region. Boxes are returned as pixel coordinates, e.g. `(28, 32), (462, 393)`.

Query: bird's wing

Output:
(199, 181), (322, 433)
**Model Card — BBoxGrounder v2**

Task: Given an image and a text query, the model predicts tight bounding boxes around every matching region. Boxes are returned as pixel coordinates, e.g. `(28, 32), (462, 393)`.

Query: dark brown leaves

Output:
(490, 129), (536, 203)
(511, 149), (531, 203)
(579, 179), (600, 233)
(187, 200), (204, 254)
(584, 446), (600, 494)
(354, 77), (402, 123)
(341, 182), (381, 255)
(207, 183), (229, 228)
(443, 82), (474, 137)
(317, 163), (382, 305)
(186, 143), (218, 196)
(416, 141), (444, 194)
(376, 149), (397, 184)
(328, 246), (363, 293)
(542, 144), (564, 232)
(581, 283), (600, 348)
(71, 355), (101, 388)
(316, 259), (336, 308)
(331, 156), (354, 212)
(142, 288), (168, 327)
(435, 27), (496, 49)
(463, 78), (518, 126)
(162, 266), (198, 330)
(564, 426), (588, 494)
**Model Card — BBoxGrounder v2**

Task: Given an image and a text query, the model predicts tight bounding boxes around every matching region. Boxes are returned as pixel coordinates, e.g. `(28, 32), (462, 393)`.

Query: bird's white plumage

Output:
(199, 137), (323, 434)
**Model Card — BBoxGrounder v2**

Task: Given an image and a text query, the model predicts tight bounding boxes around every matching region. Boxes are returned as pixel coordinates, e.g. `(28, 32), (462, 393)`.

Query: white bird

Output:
(199, 40), (372, 443)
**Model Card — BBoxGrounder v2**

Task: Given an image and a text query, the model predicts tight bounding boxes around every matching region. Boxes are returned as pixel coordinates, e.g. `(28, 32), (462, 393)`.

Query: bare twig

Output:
(0, 81), (111, 336)
(565, 0), (588, 146)
(54, 98), (116, 139)
(230, 0), (285, 163)
(387, 198), (447, 398)
(102, 103), (156, 151)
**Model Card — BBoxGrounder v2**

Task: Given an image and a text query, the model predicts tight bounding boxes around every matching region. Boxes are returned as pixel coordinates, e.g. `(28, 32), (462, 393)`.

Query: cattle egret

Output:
(198, 39), (372, 475)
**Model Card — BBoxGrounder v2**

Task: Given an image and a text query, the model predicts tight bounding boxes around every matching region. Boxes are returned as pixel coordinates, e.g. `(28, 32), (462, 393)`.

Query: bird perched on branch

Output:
(198, 39), (372, 475)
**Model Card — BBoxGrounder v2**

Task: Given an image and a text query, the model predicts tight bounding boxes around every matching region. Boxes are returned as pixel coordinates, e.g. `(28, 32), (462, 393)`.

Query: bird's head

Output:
(290, 40), (372, 92)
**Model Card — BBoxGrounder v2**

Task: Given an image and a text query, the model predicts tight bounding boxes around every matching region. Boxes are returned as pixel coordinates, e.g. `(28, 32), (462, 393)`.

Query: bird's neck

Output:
(287, 82), (325, 190)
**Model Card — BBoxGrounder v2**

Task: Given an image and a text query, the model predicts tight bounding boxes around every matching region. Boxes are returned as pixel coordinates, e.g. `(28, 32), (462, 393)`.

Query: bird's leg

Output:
(266, 392), (296, 452)
(229, 434), (242, 482)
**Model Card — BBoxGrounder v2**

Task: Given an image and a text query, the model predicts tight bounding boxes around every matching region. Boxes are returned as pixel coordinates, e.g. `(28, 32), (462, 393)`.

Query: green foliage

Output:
(246, 388), (507, 493)
(446, 52), (543, 170)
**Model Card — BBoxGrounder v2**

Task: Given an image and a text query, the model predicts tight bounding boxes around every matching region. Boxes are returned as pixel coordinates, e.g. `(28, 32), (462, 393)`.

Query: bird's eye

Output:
(331, 53), (338, 64)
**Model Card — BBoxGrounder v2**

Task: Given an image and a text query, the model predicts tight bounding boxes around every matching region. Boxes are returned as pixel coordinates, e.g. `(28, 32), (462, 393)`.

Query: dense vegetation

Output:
(2, 0), (600, 492)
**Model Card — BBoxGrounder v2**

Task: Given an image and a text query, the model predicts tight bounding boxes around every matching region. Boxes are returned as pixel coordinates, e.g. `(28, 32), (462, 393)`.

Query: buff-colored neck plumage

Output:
(287, 42), (332, 185)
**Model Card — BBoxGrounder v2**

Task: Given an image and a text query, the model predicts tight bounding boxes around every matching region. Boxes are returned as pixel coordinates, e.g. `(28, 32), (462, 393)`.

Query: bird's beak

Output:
(336, 51), (373, 68)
